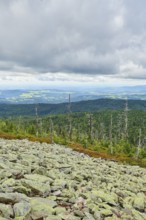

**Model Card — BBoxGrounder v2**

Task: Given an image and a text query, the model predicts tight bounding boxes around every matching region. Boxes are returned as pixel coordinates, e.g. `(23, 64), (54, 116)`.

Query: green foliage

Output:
(1, 109), (146, 162)
(140, 148), (146, 158)
(1, 99), (146, 117)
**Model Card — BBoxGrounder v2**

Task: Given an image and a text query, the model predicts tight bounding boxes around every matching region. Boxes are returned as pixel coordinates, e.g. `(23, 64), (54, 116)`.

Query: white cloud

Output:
(0, 0), (146, 86)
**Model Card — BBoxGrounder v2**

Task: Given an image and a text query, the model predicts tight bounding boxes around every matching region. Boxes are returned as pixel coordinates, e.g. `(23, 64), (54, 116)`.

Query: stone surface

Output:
(0, 138), (146, 219)
(0, 204), (14, 218)
(30, 197), (55, 219)
(133, 193), (145, 211)
(13, 201), (31, 217)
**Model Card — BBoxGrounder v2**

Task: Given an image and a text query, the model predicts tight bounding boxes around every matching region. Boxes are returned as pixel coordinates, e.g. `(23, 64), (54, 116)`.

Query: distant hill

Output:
(1, 99), (146, 117)
(1, 85), (146, 104)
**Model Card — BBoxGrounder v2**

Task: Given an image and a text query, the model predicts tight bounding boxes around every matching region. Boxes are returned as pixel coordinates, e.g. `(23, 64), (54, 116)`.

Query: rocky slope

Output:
(0, 139), (146, 220)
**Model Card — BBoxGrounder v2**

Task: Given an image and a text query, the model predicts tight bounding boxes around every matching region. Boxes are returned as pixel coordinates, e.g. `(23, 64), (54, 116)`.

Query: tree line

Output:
(0, 101), (146, 160)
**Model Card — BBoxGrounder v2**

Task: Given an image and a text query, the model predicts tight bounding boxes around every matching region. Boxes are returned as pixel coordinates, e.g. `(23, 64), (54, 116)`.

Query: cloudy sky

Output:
(0, 0), (146, 88)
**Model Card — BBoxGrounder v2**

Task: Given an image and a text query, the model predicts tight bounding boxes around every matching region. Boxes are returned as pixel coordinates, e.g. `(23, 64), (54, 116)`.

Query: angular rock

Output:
(133, 193), (145, 211)
(0, 204), (14, 218)
(13, 201), (31, 217)
(30, 198), (55, 219)
(32, 197), (57, 208)
(84, 212), (95, 220)
(2, 178), (16, 187)
(91, 190), (118, 206)
(21, 179), (50, 196)
(55, 207), (67, 215)
(24, 174), (52, 183)
(13, 185), (31, 195)
(100, 209), (113, 217)
(0, 193), (29, 204)
(44, 216), (62, 220)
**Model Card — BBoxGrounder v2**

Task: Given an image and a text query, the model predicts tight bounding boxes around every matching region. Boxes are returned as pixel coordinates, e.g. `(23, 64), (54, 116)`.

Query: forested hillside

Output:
(1, 108), (146, 166)
(1, 99), (146, 117)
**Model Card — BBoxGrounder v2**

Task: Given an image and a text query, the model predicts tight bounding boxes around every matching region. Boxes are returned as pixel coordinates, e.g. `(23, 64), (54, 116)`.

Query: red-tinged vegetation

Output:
(64, 141), (146, 167)
(68, 142), (130, 162)
(0, 132), (51, 144)
(0, 132), (145, 167)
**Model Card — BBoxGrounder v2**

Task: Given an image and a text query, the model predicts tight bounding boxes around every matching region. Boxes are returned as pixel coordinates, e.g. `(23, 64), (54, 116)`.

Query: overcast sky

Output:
(0, 0), (146, 88)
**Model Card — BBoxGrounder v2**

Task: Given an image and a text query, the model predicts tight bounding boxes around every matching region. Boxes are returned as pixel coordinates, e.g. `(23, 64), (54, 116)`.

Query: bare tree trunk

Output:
(39, 118), (43, 136)
(99, 122), (105, 140)
(35, 104), (39, 137)
(68, 94), (72, 141)
(136, 128), (142, 159)
(117, 113), (122, 141)
(17, 116), (22, 132)
(49, 116), (54, 143)
(124, 98), (129, 139)
(87, 113), (94, 143)
(109, 114), (113, 154)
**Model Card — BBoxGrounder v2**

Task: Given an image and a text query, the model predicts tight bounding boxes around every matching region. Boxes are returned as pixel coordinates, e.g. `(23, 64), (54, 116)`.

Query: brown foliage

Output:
(0, 132), (146, 167)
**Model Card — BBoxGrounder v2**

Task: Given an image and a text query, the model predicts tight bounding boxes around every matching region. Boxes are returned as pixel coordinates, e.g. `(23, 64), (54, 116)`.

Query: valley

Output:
(0, 85), (146, 104)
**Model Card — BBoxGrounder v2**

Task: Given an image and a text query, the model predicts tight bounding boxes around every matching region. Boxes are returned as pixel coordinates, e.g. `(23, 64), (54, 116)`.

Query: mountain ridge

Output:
(0, 85), (146, 104)
(1, 98), (146, 117)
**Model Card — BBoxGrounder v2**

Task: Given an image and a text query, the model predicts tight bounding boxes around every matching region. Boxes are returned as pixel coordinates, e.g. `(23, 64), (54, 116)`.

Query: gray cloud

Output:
(0, 0), (146, 82)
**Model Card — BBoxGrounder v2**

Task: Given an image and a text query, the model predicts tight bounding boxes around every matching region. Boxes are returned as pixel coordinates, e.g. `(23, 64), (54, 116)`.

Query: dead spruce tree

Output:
(35, 104), (43, 137)
(49, 116), (54, 143)
(136, 128), (142, 159)
(124, 98), (129, 139)
(99, 121), (105, 140)
(87, 113), (94, 143)
(109, 114), (113, 154)
(67, 94), (72, 141)
(16, 116), (22, 133)
(35, 104), (39, 137)
(39, 118), (43, 136)
(117, 112), (123, 141)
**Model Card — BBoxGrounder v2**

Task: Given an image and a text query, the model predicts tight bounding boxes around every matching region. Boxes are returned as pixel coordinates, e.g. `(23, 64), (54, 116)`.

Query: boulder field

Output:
(0, 138), (146, 220)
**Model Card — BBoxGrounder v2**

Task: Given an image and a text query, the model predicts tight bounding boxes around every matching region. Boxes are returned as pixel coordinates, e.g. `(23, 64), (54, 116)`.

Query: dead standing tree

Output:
(136, 128), (142, 159)
(49, 116), (54, 143)
(16, 116), (22, 133)
(87, 113), (94, 143)
(109, 114), (113, 154)
(124, 98), (129, 139)
(35, 104), (39, 137)
(67, 94), (72, 141)
(117, 113), (123, 141)
(35, 104), (43, 137)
